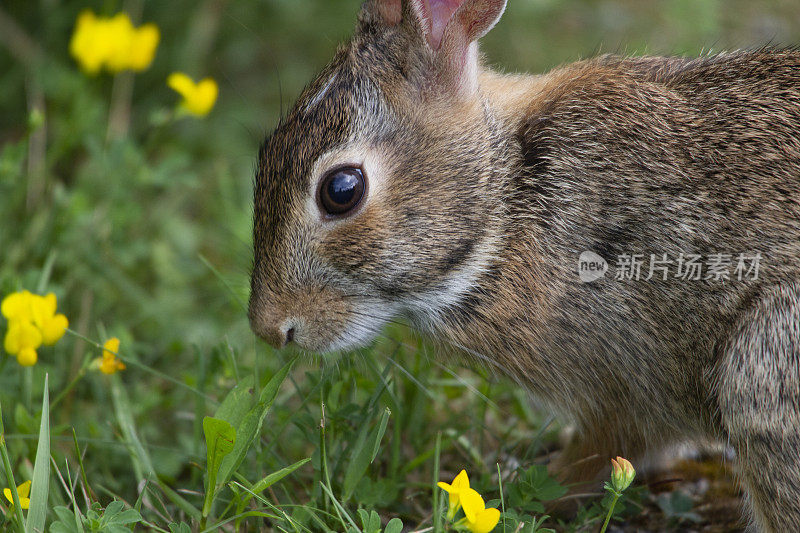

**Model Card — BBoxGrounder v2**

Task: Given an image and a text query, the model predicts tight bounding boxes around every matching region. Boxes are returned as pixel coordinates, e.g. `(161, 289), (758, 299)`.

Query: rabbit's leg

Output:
(717, 283), (800, 532)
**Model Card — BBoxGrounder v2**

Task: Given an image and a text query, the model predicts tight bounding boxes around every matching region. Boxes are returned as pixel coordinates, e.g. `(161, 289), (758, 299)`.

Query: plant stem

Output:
(497, 462), (506, 533)
(22, 367), (32, 413)
(319, 401), (345, 530)
(600, 491), (621, 533)
(433, 431), (442, 533)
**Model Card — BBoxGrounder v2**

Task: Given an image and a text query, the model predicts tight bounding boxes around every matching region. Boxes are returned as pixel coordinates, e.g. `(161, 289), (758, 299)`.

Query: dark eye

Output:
(319, 166), (366, 217)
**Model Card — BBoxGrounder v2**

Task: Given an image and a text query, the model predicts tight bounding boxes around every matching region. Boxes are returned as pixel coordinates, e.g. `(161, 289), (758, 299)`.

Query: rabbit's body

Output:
(452, 53), (800, 525)
(249, 1), (800, 529)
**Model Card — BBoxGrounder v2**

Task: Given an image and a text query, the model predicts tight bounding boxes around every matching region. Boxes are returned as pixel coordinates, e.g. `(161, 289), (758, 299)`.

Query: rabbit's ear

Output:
(413, 0), (505, 51)
(414, 0), (507, 97)
(361, 0), (506, 98)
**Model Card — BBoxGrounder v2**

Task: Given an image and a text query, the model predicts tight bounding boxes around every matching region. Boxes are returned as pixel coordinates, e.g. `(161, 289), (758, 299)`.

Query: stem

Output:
(0, 401), (26, 533)
(22, 367), (32, 414)
(600, 492), (621, 533)
(105, 0), (142, 142)
(106, 71), (133, 141)
(319, 401), (345, 531)
(433, 431), (442, 533)
(497, 462), (506, 533)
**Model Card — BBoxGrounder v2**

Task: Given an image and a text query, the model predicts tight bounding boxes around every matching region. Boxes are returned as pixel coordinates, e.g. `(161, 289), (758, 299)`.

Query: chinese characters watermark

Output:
(577, 251), (761, 283)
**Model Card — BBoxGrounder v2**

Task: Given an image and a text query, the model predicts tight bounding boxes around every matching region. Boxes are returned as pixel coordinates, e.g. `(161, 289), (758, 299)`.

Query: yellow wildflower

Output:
(69, 10), (105, 74)
(69, 10), (159, 74)
(1, 291), (35, 322)
(457, 488), (500, 533)
(437, 469), (470, 520)
(127, 23), (160, 71)
(101, 13), (138, 72)
(2, 290), (68, 367)
(3, 480), (31, 510)
(29, 293), (68, 345)
(4, 320), (42, 367)
(2, 316), (42, 352)
(94, 337), (126, 375)
(167, 73), (218, 117)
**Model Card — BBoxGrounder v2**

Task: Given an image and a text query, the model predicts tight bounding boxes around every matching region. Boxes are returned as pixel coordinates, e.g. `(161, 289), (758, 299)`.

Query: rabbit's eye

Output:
(319, 166), (366, 217)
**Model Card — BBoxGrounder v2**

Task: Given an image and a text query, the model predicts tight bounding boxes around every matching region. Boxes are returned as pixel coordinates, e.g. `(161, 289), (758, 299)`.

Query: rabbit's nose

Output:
(255, 320), (296, 349)
(248, 306), (297, 349)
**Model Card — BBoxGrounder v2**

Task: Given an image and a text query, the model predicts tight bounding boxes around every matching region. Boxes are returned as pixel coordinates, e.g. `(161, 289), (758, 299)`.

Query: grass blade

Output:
(25, 374), (50, 533)
(155, 478), (202, 520)
(343, 407), (391, 500)
(241, 457), (311, 506)
(319, 481), (359, 532)
(110, 374), (155, 481)
(433, 431), (442, 533)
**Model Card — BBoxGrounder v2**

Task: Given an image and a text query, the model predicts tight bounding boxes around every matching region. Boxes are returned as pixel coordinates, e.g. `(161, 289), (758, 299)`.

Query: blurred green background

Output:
(0, 0), (798, 529)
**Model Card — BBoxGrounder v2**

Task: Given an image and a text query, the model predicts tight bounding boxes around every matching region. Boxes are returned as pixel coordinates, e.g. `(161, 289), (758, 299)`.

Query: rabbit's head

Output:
(250, 0), (510, 351)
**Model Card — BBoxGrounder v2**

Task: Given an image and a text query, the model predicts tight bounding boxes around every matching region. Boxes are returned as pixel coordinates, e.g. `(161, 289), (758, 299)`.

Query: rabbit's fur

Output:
(249, 0), (800, 529)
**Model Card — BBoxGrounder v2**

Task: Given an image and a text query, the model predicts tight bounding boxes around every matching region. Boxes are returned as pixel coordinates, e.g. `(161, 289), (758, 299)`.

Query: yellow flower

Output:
(2, 290), (68, 367)
(457, 488), (500, 533)
(437, 469), (470, 520)
(69, 10), (105, 74)
(69, 10), (159, 74)
(94, 337), (126, 375)
(167, 73), (218, 117)
(29, 293), (68, 345)
(4, 318), (42, 367)
(610, 456), (636, 492)
(101, 13), (138, 72)
(127, 24), (160, 71)
(1, 291), (34, 322)
(4, 480), (31, 510)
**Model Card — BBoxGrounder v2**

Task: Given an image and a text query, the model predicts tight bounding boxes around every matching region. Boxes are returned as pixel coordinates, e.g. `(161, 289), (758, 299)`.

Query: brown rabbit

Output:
(248, 0), (800, 529)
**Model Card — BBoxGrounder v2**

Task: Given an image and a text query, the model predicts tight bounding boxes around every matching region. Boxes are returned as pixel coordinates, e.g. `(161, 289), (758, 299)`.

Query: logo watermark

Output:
(578, 251), (609, 283)
(577, 251), (761, 283)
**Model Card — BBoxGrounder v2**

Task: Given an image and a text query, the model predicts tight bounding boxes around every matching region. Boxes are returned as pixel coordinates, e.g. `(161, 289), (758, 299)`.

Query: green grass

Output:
(1, 0), (798, 531)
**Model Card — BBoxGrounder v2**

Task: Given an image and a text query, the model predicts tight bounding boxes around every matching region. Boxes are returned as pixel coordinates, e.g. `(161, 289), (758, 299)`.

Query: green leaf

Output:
(245, 457), (311, 503)
(514, 465), (567, 504)
(357, 509), (369, 531)
(202, 416), (236, 517)
(203, 417), (236, 482)
(384, 518), (403, 533)
(343, 407), (391, 500)
(357, 509), (382, 533)
(370, 408), (391, 463)
(99, 501), (142, 526)
(367, 510), (380, 533)
(168, 523), (192, 533)
(214, 375), (256, 428)
(50, 507), (82, 533)
(216, 360), (294, 485)
(25, 374), (50, 533)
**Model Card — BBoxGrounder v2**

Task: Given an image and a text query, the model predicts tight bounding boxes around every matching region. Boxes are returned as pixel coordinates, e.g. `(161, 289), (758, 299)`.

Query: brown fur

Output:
(249, 1), (800, 529)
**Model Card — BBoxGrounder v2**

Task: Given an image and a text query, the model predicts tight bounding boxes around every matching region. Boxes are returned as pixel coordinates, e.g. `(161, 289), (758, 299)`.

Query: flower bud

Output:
(610, 456), (635, 492)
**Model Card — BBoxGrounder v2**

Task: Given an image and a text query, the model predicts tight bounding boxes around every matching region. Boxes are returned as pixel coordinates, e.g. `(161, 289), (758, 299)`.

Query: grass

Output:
(1, 0), (798, 531)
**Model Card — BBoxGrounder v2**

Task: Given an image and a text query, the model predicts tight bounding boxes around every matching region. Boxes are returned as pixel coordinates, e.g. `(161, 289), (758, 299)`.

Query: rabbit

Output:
(248, 0), (800, 530)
